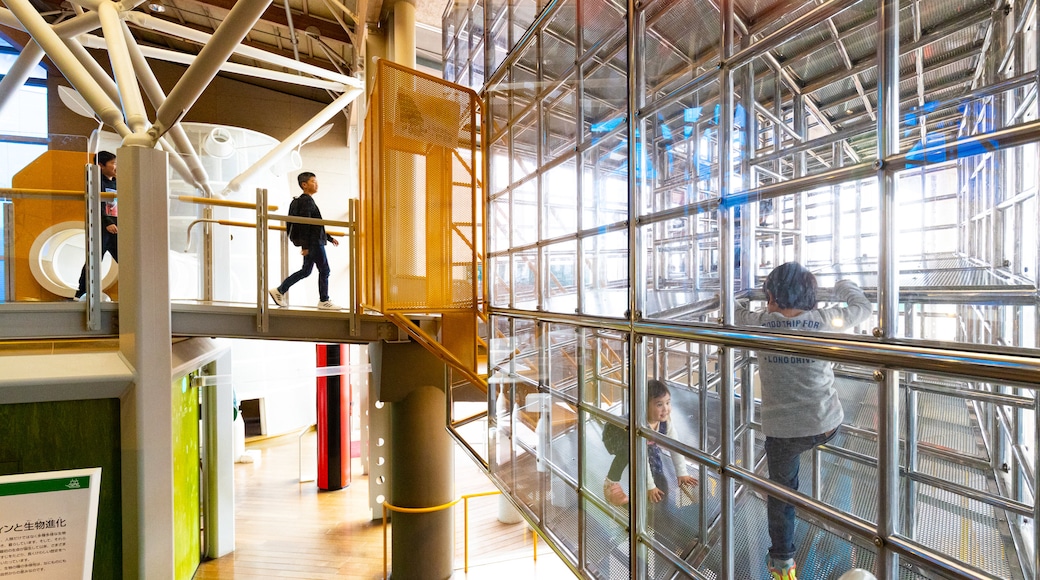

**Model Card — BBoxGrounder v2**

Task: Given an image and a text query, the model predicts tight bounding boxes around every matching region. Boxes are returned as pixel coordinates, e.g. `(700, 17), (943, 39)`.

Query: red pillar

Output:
(316, 344), (350, 490)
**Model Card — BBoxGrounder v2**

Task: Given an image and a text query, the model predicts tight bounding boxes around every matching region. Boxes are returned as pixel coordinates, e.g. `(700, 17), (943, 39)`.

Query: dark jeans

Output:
(764, 428), (838, 562)
(607, 453), (628, 482)
(76, 230), (118, 297)
(277, 242), (330, 302)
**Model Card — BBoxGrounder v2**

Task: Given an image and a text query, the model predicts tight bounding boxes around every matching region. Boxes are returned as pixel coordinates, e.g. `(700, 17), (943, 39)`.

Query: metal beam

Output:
(198, 0), (354, 45)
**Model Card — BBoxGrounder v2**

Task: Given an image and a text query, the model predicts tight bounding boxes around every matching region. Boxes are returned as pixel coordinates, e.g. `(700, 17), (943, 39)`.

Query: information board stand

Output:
(0, 468), (101, 579)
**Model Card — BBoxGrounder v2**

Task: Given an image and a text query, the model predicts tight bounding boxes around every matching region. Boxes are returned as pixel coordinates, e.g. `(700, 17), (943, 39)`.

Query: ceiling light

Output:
(147, 2), (166, 13)
(203, 127), (235, 159)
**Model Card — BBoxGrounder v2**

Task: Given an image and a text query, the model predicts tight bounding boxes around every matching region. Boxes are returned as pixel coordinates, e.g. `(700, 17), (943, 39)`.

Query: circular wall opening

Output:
(29, 221), (118, 298)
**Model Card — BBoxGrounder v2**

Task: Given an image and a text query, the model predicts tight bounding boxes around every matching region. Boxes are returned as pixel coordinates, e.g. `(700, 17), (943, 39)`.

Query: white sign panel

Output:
(0, 468), (101, 579)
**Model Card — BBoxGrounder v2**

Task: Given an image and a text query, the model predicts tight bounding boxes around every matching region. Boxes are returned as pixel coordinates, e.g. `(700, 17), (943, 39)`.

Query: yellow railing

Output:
(380, 490), (536, 578)
(0, 187), (115, 200)
(173, 194), (278, 211)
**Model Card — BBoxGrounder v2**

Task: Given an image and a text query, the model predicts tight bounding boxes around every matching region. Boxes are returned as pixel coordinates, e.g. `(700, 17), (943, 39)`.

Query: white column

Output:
(118, 144), (175, 578)
(203, 348), (236, 558)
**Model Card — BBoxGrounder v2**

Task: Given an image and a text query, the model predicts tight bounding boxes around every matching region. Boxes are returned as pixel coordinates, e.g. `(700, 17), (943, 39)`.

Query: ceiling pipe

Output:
(150, 0), (274, 141)
(158, 136), (200, 189)
(50, 32), (203, 189)
(97, 1), (149, 134)
(4, 0), (130, 137)
(77, 33), (352, 92)
(283, 0), (302, 63)
(64, 0), (148, 11)
(124, 11), (362, 90)
(223, 86), (361, 194)
(0, 7), (100, 37)
(316, 0), (356, 48)
(0, 41), (44, 114)
(319, 0), (358, 30)
(66, 0), (104, 10)
(64, 34), (121, 104)
(121, 21), (216, 197)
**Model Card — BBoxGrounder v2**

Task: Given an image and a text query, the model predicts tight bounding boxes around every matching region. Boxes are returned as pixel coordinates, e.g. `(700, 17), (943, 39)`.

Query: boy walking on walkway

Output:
(269, 172), (339, 309)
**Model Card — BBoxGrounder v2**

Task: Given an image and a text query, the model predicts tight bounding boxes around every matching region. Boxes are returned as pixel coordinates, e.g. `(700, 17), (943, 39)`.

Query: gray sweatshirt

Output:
(735, 280), (873, 438)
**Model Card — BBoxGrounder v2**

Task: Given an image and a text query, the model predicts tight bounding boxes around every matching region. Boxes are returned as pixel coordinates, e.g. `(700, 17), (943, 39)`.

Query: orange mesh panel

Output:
(360, 60), (482, 314)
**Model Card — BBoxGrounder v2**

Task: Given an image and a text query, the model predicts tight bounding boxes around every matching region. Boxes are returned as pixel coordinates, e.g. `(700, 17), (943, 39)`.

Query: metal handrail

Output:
(0, 187), (112, 198)
(173, 194), (278, 211)
(380, 490), (533, 578)
(183, 218), (346, 252)
(489, 306), (1040, 387)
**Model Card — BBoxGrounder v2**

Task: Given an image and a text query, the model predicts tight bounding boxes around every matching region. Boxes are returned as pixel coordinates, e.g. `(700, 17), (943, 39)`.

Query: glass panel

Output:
(489, 12), (510, 75)
(735, 180), (880, 329)
(641, 0), (720, 101)
(511, 108), (539, 185)
(512, 180), (537, 247)
(581, 328), (628, 414)
(894, 143), (1039, 350)
(511, 0), (539, 49)
(542, 161), (577, 239)
(581, 497), (628, 576)
(542, 1), (577, 82)
(641, 84), (720, 212)
(638, 391), (704, 566)
(641, 215), (720, 322)
(545, 470), (579, 561)
(544, 84), (578, 160)
(451, 394), (488, 466)
(581, 230), (627, 317)
(580, 0), (623, 52)
(488, 192), (510, 252)
(581, 136), (628, 230)
(646, 337), (723, 454)
(489, 316), (544, 515)
(898, 369), (1033, 579)
(513, 249), (538, 310)
(547, 322), (579, 398)
(544, 241), (578, 314)
(489, 253), (510, 306)
(581, 48), (627, 144)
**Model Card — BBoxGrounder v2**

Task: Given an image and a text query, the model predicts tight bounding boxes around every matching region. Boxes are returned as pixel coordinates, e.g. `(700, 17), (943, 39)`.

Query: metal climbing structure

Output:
(443, 0), (1040, 578)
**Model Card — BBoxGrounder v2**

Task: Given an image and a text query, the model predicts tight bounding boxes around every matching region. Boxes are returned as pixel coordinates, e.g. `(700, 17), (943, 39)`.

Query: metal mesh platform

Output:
(698, 492), (923, 580)
(834, 375), (985, 460)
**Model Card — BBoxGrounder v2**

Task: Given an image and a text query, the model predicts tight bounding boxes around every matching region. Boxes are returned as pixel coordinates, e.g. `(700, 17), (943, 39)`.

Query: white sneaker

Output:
(269, 288), (287, 307)
(317, 300), (339, 310)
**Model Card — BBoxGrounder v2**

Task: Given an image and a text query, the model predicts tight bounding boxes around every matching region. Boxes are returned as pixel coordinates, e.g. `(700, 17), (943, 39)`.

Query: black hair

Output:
(298, 172), (316, 187)
(647, 379), (670, 401)
(96, 150), (115, 166)
(764, 262), (818, 311)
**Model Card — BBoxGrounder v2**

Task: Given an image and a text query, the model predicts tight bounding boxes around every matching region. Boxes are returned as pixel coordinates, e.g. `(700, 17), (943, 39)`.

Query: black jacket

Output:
(292, 193), (332, 247)
(100, 174), (117, 230)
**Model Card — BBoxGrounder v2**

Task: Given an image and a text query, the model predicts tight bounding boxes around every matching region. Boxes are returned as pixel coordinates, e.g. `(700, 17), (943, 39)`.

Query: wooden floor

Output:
(193, 431), (574, 579)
